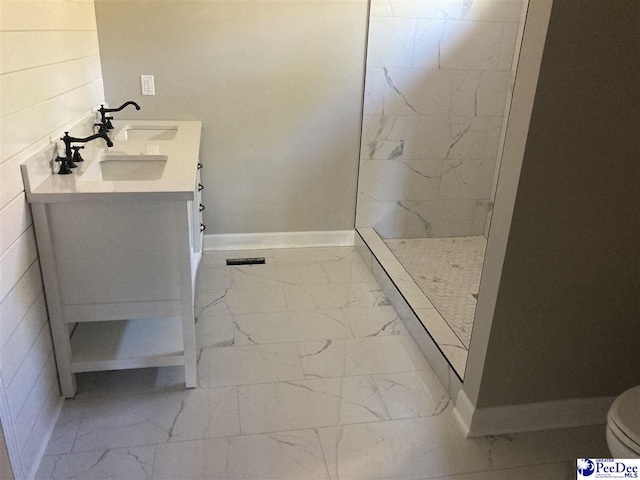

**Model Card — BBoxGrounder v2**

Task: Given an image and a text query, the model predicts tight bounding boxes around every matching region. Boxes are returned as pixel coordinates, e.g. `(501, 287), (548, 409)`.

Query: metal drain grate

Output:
(226, 257), (266, 266)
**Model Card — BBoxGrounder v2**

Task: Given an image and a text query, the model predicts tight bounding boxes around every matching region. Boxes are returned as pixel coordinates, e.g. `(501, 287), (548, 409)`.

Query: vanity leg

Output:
(175, 203), (198, 388)
(31, 204), (77, 398)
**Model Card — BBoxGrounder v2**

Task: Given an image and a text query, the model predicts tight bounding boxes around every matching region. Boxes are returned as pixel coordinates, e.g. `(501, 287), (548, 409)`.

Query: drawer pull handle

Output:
(200, 223), (206, 232)
(199, 203), (205, 212)
(198, 183), (204, 191)
(198, 163), (203, 170)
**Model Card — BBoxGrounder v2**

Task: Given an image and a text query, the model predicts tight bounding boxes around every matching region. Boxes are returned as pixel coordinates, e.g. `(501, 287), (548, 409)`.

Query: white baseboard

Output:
(454, 389), (615, 438)
(204, 230), (355, 251)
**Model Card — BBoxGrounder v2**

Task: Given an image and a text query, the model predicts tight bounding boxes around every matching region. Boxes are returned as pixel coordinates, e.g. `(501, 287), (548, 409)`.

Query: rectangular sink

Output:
(115, 125), (178, 141)
(81, 155), (168, 182)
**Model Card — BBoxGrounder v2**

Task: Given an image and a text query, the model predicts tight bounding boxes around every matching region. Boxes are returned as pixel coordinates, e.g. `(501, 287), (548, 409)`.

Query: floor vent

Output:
(226, 257), (266, 266)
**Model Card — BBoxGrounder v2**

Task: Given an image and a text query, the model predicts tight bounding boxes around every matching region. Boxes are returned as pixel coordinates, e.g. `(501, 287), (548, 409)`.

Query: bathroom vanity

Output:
(21, 120), (203, 398)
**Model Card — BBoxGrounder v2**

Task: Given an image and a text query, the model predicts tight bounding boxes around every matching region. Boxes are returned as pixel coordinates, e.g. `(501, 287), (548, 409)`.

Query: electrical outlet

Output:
(141, 75), (155, 96)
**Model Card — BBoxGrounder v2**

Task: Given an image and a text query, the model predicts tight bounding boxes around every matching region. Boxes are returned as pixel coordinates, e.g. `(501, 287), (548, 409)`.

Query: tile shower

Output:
(356, 0), (527, 356)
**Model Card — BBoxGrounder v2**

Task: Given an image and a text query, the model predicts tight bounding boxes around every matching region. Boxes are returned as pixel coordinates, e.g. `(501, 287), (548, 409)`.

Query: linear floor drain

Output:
(226, 257), (266, 266)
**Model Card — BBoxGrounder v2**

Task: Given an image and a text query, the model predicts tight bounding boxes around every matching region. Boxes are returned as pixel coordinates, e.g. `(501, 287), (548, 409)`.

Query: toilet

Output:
(606, 385), (640, 458)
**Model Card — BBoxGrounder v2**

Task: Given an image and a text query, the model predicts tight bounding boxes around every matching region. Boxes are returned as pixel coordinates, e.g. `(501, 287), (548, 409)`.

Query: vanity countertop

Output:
(23, 120), (202, 203)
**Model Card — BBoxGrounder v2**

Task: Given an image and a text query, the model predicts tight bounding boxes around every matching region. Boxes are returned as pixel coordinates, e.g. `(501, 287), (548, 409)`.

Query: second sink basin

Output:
(115, 125), (178, 141)
(81, 155), (168, 182)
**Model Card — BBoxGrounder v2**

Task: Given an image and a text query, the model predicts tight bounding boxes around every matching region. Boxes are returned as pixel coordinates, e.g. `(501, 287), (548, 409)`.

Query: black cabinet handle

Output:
(200, 223), (206, 232)
(199, 203), (205, 212)
(197, 163), (203, 170)
(198, 183), (204, 191)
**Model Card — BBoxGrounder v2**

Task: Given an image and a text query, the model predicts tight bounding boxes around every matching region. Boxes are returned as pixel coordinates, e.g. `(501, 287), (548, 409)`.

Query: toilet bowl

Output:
(606, 385), (640, 458)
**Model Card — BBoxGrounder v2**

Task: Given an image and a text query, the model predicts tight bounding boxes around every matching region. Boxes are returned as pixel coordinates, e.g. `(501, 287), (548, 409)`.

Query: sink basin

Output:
(81, 155), (168, 181)
(115, 125), (178, 141)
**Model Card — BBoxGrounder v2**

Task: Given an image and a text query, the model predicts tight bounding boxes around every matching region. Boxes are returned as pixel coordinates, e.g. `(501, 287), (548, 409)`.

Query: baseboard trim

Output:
(204, 230), (355, 251)
(454, 389), (615, 438)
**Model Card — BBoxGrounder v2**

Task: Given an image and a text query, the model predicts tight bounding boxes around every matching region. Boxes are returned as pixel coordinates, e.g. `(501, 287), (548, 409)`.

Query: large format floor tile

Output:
(238, 376), (389, 434)
(36, 247), (606, 480)
(153, 430), (329, 479)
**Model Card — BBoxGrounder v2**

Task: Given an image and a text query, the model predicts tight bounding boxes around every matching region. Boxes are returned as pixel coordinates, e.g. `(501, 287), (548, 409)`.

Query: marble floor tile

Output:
(273, 246), (362, 265)
(372, 370), (450, 420)
(153, 430), (328, 479)
(398, 334), (433, 371)
(321, 261), (376, 284)
(71, 388), (239, 452)
(344, 305), (408, 337)
(44, 399), (86, 455)
(195, 313), (235, 348)
(297, 336), (422, 378)
(283, 283), (390, 310)
(475, 424), (610, 470)
(229, 263), (329, 288)
(197, 343), (304, 387)
(200, 249), (275, 268)
(318, 416), (491, 480)
(238, 376), (389, 434)
(431, 461), (574, 480)
(233, 309), (353, 346)
(196, 286), (287, 316)
(36, 446), (155, 480)
(196, 267), (232, 291)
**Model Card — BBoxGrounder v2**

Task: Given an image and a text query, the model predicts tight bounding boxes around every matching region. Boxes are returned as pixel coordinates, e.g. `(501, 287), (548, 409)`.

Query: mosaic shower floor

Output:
(384, 236), (487, 348)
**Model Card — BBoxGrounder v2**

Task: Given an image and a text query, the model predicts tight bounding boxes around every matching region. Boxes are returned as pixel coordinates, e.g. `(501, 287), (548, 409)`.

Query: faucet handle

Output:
(71, 146), (85, 163)
(55, 156), (72, 175)
(105, 116), (114, 130)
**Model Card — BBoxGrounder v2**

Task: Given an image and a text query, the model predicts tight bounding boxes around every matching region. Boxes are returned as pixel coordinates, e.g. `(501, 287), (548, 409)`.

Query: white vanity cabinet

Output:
(22, 120), (203, 398)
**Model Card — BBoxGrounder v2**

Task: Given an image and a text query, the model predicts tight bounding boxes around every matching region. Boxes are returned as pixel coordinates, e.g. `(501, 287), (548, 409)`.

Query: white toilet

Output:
(606, 385), (640, 458)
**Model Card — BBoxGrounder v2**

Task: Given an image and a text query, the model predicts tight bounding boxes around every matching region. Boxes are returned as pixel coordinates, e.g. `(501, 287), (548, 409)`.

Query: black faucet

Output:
(55, 132), (114, 175)
(96, 101), (141, 133)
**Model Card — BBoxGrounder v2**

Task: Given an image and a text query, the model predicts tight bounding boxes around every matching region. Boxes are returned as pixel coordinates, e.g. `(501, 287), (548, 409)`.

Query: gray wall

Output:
(474, 0), (639, 408)
(95, 0), (368, 234)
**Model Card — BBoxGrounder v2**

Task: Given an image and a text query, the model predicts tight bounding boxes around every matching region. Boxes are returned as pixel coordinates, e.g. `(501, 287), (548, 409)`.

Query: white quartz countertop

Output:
(24, 120), (202, 203)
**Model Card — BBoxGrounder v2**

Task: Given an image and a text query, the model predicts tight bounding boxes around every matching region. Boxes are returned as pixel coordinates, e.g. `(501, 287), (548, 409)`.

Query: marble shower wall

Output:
(356, 0), (526, 238)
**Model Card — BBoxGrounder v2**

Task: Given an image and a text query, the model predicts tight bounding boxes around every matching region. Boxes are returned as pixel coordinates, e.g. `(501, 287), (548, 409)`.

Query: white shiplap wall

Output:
(0, 1), (104, 477)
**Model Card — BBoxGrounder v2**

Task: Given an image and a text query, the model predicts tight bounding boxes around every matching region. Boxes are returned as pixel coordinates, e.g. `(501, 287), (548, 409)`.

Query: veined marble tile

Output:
(233, 309), (353, 346)
(367, 67), (454, 117)
(416, 308), (467, 351)
(367, 16), (416, 68)
(372, 370), (449, 419)
(432, 461), (575, 480)
(71, 388), (239, 452)
(318, 416), (491, 479)
(197, 342), (304, 388)
(321, 260), (376, 284)
(363, 68), (386, 116)
(404, 116), (501, 160)
(441, 343), (468, 376)
(196, 267), (231, 291)
(358, 159), (442, 202)
(355, 201), (398, 237)
(195, 286), (287, 316)
(439, 157), (496, 200)
(36, 446), (155, 480)
(44, 399), (86, 456)
(153, 430), (328, 480)
(461, 0), (524, 23)
(394, 200), (478, 238)
(272, 247), (361, 265)
(229, 263), (329, 288)
(397, 333), (432, 371)
(297, 336), (421, 378)
(238, 376), (389, 434)
(475, 424), (610, 470)
(195, 313), (235, 349)
(498, 22), (520, 71)
(283, 283), (390, 310)
(360, 114), (406, 160)
(413, 20), (504, 70)
(200, 249), (275, 268)
(451, 70), (513, 117)
(344, 305), (407, 337)
(371, 0), (463, 20)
